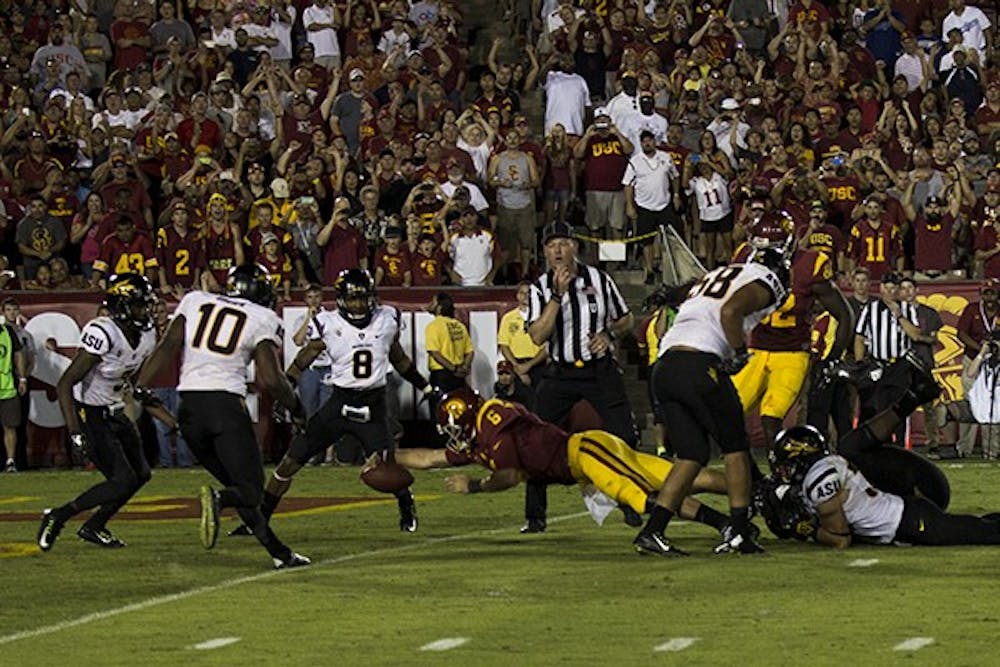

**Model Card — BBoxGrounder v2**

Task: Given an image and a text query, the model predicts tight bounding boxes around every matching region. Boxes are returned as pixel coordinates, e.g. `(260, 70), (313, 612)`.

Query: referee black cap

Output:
(542, 221), (574, 244)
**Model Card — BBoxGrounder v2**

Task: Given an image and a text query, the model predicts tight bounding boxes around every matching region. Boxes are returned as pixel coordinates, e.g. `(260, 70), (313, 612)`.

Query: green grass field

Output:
(3, 461), (1000, 666)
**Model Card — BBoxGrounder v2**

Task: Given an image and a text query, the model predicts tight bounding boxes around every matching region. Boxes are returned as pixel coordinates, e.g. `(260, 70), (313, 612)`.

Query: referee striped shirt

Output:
(526, 263), (630, 364)
(856, 299), (918, 361)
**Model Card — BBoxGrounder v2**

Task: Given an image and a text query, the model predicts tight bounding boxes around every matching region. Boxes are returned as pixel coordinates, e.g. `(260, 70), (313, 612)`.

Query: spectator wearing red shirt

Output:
(317, 199), (367, 284)
(91, 214), (158, 287)
(847, 196), (903, 281)
(801, 200), (847, 271)
(177, 92), (222, 152)
(257, 232), (293, 301)
(156, 201), (204, 299)
(903, 184), (961, 279)
(974, 190), (1000, 279)
(788, 0), (831, 39)
(374, 226), (411, 286)
(110, 2), (152, 72)
(409, 232), (447, 287)
(98, 155), (154, 229)
(573, 109), (633, 243)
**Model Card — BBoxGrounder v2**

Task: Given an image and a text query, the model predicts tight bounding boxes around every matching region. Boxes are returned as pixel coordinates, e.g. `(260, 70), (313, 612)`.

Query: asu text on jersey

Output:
(74, 316), (156, 407)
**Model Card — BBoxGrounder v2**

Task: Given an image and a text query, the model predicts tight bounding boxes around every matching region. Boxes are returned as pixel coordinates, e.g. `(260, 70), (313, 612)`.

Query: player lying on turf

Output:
(760, 422), (1000, 548)
(388, 387), (748, 538)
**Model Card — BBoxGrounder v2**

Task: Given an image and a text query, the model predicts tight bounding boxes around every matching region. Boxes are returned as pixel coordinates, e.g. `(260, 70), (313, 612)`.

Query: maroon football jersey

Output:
(201, 222), (241, 285)
(848, 220), (900, 281)
(445, 398), (574, 484)
(93, 231), (158, 276)
(410, 249), (447, 286)
(374, 246), (411, 286)
(156, 225), (205, 288)
(913, 213), (955, 272)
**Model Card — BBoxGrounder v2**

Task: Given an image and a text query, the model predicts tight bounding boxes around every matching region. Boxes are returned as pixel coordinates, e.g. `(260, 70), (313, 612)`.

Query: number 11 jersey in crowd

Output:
(174, 291), (284, 397)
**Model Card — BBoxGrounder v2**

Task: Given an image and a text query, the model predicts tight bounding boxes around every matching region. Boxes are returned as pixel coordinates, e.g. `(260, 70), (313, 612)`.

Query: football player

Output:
(731, 212), (854, 448)
(135, 264), (310, 570)
(243, 268), (438, 534)
(767, 420), (1000, 548)
(38, 274), (166, 551)
(634, 217), (792, 557)
(392, 387), (743, 539)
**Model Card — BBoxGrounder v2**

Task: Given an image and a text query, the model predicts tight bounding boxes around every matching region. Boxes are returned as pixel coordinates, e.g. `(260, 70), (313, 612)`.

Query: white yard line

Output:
(419, 638), (469, 651)
(894, 637), (934, 651)
(653, 638), (699, 652)
(847, 558), (880, 568)
(190, 637), (241, 650)
(0, 512), (589, 646)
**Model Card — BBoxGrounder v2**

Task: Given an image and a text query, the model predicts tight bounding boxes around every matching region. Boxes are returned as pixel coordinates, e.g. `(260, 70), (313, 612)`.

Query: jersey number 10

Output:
(192, 303), (247, 355)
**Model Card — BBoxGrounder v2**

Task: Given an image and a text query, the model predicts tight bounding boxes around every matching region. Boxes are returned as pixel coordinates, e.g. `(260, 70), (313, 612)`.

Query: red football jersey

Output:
(913, 213), (955, 272)
(374, 247), (411, 286)
(93, 231), (158, 276)
(410, 249), (447, 286)
(201, 223), (241, 284)
(156, 226), (205, 288)
(848, 220), (900, 281)
(802, 223), (846, 269)
(750, 248), (833, 351)
(445, 398), (574, 484)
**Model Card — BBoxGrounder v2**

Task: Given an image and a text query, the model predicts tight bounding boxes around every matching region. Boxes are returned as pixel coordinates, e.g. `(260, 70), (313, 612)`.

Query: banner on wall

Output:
(15, 288), (516, 467)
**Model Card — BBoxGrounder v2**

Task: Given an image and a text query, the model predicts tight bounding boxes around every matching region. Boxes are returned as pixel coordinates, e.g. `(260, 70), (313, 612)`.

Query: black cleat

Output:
(713, 529), (766, 554)
(36, 510), (64, 552)
(199, 485), (221, 549)
(398, 492), (418, 533)
(620, 504), (643, 527)
(273, 551), (311, 570)
(77, 525), (127, 548)
(903, 350), (942, 405)
(520, 519), (547, 534)
(633, 532), (689, 557)
(228, 523), (253, 537)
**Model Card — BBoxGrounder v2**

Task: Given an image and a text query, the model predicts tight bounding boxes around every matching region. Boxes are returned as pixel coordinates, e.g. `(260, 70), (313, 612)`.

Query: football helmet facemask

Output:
(769, 424), (829, 486)
(226, 263), (276, 308)
(103, 273), (156, 331)
(435, 386), (484, 453)
(335, 268), (377, 327)
(747, 211), (795, 288)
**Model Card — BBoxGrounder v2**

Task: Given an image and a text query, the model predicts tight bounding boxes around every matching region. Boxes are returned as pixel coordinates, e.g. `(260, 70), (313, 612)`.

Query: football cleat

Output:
(398, 493), (418, 533)
(633, 532), (689, 557)
(228, 523), (253, 537)
(620, 505), (644, 527)
(199, 485), (221, 550)
(520, 519), (547, 534)
(77, 525), (127, 548)
(5, 458), (16, 473)
(273, 551), (311, 570)
(713, 530), (766, 555)
(37, 509), (64, 552)
(719, 520), (761, 544)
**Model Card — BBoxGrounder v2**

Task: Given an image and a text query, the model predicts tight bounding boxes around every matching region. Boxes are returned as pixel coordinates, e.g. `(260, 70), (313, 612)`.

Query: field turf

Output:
(2, 461), (1000, 665)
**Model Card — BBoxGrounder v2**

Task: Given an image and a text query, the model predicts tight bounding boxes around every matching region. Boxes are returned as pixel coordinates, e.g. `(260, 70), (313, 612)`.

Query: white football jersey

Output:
(802, 454), (904, 544)
(311, 304), (400, 390)
(175, 291), (283, 396)
(74, 317), (156, 407)
(659, 262), (785, 359)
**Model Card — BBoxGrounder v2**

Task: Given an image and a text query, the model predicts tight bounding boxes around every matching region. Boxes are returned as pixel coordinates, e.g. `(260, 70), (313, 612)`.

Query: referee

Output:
(854, 271), (925, 443)
(523, 221), (639, 533)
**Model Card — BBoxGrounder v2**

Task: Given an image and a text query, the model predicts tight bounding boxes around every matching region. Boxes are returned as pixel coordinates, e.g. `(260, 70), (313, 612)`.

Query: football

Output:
(360, 461), (414, 493)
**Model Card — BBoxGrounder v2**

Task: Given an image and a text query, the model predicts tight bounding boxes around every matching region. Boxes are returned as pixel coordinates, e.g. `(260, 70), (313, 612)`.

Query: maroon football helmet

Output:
(435, 386), (484, 452)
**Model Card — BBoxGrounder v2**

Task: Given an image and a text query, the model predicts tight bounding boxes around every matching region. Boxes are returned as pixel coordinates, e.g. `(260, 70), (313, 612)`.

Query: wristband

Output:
(467, 479), (483, 494)
(399, 364), (429, 391)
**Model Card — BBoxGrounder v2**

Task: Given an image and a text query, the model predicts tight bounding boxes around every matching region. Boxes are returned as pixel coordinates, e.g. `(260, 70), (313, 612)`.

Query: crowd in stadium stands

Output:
(0, 1), (992, 293)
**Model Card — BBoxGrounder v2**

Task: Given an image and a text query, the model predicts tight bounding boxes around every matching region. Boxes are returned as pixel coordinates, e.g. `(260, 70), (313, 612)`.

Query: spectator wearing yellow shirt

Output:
(497, 280), (547, 408)
(426, 292), (474, 407)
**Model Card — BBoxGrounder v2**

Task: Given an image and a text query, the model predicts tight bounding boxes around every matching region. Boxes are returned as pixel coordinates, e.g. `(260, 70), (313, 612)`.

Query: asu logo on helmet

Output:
(103, 273), (156, 331)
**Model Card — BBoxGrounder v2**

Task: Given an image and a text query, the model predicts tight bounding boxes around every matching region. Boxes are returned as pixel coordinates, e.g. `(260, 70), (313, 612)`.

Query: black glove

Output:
(718, 347), (751, 375)
(132, 385), (163, 409)
(70, 432), (92, 461)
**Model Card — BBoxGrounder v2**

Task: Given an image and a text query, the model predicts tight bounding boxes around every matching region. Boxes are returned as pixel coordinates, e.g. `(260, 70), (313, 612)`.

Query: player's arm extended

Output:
(56, 350), (102, 435)
(255, 340), (304, 417)
(394, 448), (452, 469)
(720, 281), (774, 350)
(445, 468), (526, 494)
(814, 490), (852, 549)
(285, 339), (325, 385)
(388, 339), (433, 393)
(813, 281), (854, 359)
(137, 315), (185, 389)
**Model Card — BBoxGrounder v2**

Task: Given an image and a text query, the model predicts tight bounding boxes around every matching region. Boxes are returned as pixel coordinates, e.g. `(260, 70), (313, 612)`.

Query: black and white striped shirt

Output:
(526, 263), (630, 364)
(856, 299), (918, 361)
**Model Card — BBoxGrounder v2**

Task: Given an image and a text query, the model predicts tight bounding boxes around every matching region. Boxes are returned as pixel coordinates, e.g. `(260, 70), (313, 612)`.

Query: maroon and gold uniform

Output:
(374, 247), (411, 286)
(732, 246), (834, 419)
(244, 226), (298, 263)
(848, 220), (901, 281)
(156, 226), (204, 288)
(93, 230), (158, 276)
(201, 222), (241, 285)
(410, 248), (447, 286)
(443, 398), (676, 514)
(802, 223), (846, 269)
(913, 213), (956, 273)
(258, 252), (293, 287)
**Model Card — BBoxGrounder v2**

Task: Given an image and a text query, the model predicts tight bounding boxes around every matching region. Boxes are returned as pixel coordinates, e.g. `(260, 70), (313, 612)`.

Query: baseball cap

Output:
(349, 68), (365, 81)
(593, 106), (609, 119)
(172, 200), (188, 212)
(384, 226), (404, 238)
(881, 271), (904, 285)
(208, 192), (227, 205)
(925, 195), (944, 206)
(810, 199), (825, 211)
(260, 231), (279, 246)
(497, 360), (513, 374)
(721, 98), (740, 111)
(542, 221), (574, 244)
(270, 177), (290, 198)
(983, 278), (1000, 293)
